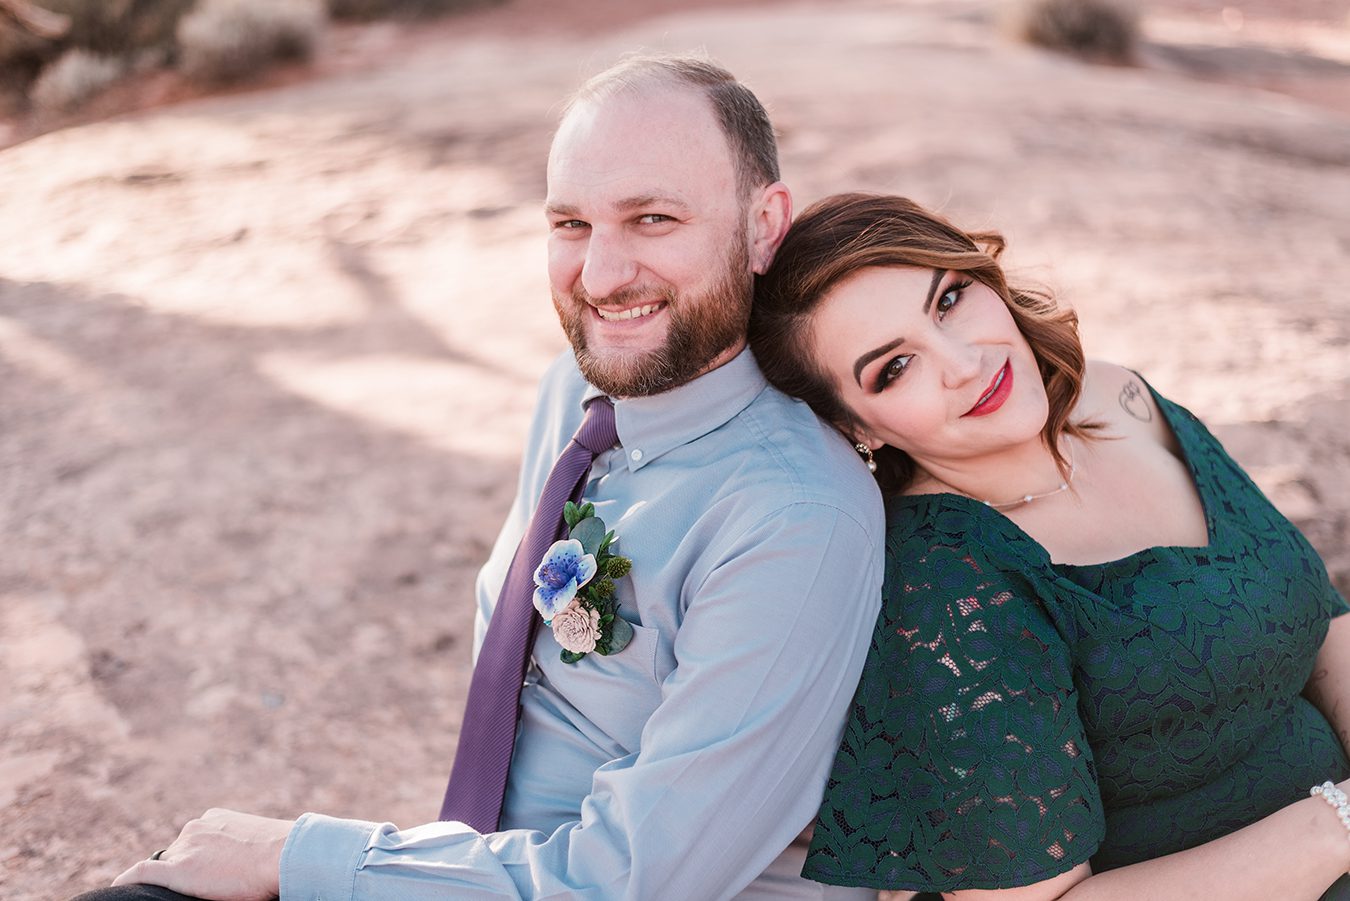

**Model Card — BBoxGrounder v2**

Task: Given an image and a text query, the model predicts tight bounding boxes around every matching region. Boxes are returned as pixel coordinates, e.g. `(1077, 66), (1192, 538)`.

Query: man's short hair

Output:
(563, 53), (781, 200)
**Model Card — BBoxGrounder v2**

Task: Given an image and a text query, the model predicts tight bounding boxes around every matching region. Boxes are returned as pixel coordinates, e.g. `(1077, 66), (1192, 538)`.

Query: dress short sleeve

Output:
(1326, 586), (1350, 618)
(1153, 390), (1350, 624)
(803, 500), (1105, 892)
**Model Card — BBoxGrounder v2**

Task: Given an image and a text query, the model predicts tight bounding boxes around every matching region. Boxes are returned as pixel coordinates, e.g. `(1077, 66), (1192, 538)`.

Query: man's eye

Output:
(638, 214), (673, 225)
(553, 220), (588, 230)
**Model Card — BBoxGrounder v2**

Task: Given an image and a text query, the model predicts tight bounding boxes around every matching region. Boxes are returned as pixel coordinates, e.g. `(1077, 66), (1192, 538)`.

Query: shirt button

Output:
(630, 449), (644, 462)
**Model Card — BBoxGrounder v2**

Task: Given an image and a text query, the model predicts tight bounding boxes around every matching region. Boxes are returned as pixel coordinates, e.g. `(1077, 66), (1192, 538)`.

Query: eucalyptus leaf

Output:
(560, 649), (586, 664)
(571, 516), (607, 556)
(562, 501), (581, 528)
(607, 617), (634, 654)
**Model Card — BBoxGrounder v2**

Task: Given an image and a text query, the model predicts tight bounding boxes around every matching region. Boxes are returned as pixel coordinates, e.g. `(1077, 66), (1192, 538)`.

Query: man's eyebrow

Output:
(614, 194), (692, 214)
(853, 338), (904, 389)
(546, 195), (692, 219)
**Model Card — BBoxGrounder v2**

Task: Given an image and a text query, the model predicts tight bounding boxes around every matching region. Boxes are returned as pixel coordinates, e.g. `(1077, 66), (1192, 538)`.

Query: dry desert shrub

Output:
(27, 46), (123, 111)
(0, 19), (51, 106)
(1004, 0), (1139, 64)
(27, 0), (195, 56)
(326, 0), (500, 21)
(176, 0), (324, 85)
(1, 0), (187, 106)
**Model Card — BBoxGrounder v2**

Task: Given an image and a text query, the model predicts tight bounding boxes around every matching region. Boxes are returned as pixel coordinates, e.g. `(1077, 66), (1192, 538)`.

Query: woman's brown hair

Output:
(749, 193), (1091, 495)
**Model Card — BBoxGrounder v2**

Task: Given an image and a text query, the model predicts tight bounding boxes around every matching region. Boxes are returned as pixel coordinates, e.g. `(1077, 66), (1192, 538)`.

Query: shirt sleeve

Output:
(803, 504), (1104, 893)
(279, 500), (884, 901)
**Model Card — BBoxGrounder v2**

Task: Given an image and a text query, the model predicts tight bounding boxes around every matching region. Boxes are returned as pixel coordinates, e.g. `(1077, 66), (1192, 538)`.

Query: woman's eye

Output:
(936, 279), (972, 318)
(874, 354), (912, 392)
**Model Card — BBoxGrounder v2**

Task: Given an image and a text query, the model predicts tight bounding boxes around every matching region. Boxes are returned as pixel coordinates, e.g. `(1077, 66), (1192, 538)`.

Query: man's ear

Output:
(748, 181), (792, 275)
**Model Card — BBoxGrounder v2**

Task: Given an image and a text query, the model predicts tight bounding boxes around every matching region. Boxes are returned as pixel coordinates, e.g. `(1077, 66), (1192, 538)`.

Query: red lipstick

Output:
(964, 361), (1012, 417)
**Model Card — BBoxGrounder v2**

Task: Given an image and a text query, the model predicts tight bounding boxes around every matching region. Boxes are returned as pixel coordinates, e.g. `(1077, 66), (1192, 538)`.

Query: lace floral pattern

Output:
(804, 389), (1349, 891)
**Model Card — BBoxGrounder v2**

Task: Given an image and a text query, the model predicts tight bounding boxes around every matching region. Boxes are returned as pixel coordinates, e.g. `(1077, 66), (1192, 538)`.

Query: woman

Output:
(748, 193), (1350, 899)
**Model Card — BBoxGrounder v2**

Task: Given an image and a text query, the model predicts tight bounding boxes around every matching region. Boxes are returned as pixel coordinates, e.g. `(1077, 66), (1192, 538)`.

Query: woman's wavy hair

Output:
(749, 193), (1092, 495)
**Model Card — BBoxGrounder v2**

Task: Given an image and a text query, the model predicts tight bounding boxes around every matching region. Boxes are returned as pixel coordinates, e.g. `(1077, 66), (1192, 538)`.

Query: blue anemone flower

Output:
(532, 538), (598, 622)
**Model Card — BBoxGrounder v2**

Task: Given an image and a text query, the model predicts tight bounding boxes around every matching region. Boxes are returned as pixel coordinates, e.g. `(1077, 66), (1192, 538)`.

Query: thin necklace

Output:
(979, 442), (1077, 510)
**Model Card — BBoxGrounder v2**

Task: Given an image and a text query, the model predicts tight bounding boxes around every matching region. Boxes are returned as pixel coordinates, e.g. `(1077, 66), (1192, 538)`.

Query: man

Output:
(85, 54), (883, 900)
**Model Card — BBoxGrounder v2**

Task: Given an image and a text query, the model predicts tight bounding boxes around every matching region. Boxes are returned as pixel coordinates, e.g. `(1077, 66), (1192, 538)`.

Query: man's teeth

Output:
(597, 303), (662, 322)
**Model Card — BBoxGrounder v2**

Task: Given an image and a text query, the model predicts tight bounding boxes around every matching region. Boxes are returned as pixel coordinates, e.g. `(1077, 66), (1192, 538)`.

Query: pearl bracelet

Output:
(1310, 781), (1350, 844)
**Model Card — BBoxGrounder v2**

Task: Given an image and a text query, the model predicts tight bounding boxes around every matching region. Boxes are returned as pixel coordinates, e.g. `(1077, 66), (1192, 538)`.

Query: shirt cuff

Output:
(280, 811), (379, 901)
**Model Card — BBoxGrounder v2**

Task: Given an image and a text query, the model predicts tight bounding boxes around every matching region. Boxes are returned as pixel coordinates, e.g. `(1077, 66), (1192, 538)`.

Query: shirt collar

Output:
(581, 347), (768, 471)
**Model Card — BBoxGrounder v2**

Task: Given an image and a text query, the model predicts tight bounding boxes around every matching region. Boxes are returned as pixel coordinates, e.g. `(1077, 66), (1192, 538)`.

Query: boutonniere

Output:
(532, 501), (634, 664)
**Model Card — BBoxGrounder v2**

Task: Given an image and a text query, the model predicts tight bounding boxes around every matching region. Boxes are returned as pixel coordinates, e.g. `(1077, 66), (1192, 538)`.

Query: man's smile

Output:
(595, 301), (667, 322)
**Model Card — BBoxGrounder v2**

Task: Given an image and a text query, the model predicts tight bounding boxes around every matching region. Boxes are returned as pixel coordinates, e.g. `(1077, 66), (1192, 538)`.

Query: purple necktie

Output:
(439, 397), (618, 831)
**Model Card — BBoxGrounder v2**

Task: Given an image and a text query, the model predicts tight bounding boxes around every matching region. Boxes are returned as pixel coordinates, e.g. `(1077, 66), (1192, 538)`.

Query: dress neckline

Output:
(895, 383), (1217, 571)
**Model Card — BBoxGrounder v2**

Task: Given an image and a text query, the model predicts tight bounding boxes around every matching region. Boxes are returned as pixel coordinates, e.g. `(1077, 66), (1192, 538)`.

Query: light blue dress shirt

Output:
(280, 348), (884, 900)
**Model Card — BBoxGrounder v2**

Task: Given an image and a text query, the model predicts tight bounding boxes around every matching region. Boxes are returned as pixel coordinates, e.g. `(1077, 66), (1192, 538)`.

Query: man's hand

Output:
(112, 808), (292, 901)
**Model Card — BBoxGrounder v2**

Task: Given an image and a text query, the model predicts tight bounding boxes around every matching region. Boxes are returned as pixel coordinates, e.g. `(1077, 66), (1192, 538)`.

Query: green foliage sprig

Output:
(556, 501), (634, 664)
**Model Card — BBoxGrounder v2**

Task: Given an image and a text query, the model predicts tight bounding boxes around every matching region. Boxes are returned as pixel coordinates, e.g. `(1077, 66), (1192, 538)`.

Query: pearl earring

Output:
(854, 442), (877, 474)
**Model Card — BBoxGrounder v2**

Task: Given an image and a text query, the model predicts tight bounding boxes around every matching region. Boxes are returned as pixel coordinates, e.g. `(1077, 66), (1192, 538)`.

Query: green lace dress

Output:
(803, 389), (1350, 892)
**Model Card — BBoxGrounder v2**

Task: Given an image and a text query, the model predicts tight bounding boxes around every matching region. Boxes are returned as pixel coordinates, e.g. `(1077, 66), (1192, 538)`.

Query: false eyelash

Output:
(943, 278), (974, 301)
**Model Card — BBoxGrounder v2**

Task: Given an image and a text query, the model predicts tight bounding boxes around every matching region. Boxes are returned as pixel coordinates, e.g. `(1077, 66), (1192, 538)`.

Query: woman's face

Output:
(809, 266), (1050, 469)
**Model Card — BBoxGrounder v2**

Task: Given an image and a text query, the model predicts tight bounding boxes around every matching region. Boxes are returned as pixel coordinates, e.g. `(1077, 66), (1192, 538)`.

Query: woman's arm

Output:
(943, 778), (1350, 901)
(944, 571), (1350, 900)
(1306, 612), (1350, 756)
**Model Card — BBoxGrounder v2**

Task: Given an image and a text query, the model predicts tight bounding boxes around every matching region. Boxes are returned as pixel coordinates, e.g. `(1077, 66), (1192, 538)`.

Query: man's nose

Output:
(580, 231), (639, 300)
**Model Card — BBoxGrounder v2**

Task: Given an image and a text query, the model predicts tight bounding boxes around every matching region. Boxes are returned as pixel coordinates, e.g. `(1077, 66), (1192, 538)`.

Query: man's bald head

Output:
(558, 53), (780, 204)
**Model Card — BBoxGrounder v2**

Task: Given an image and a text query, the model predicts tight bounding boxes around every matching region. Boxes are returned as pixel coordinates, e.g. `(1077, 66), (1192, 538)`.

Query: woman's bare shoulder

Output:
(1078, 360), (1178, 453)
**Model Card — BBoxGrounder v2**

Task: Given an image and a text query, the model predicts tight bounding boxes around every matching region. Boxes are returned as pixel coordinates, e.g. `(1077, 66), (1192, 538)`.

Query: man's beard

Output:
(553, 238), (753, 398)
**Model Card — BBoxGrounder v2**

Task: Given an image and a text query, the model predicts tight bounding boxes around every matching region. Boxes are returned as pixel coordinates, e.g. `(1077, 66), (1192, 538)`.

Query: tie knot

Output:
(573, 397), (618, 455)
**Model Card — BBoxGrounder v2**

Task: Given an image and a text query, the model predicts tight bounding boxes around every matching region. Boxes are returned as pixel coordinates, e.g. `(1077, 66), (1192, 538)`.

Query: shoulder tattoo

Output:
(1119, 380), (1153, 422)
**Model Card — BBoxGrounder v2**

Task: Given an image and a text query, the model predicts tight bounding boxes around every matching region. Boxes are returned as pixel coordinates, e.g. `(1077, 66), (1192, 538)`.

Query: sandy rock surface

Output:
(2, 1), (1348, 896)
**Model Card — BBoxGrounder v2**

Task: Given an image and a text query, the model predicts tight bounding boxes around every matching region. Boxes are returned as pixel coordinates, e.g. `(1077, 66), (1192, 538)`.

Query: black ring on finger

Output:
(150, 849), (167, 861)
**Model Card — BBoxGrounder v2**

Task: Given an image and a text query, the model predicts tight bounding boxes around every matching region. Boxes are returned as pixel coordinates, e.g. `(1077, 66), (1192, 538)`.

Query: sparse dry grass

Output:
(177, 0), (324, 85)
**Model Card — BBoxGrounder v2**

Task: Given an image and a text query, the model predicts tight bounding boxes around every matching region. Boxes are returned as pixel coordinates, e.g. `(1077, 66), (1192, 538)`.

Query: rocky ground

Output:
(2, 1), (1348, 897)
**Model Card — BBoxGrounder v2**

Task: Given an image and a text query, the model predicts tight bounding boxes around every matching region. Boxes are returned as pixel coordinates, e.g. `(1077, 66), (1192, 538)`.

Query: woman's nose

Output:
(939, 339), (984, 389)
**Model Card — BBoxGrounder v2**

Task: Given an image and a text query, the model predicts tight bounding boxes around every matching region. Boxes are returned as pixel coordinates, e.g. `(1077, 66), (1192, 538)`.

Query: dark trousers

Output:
(72, 888), (240, 901)
(68, 874), (1350, 900)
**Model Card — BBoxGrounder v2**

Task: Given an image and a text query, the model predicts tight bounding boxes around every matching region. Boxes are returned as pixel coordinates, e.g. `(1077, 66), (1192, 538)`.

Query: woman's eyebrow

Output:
(921, 269), (944, 313)
(853, 337), (904, 388)
(850, 270), (947, 387)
